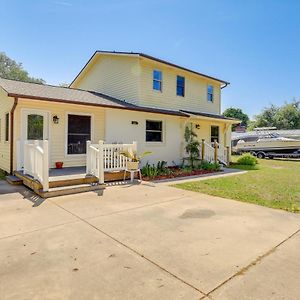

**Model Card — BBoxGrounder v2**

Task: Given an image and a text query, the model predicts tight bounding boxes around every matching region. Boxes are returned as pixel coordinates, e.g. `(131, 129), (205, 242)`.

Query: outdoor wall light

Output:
(53, 115), (60, 124)
(131, 121), (139, 125)
(195, 124), (200, 129)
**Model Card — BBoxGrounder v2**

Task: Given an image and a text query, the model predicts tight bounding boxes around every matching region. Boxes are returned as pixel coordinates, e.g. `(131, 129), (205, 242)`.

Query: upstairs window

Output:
(207, 85), (214, 102)
(211, 126), (219, 143)
(5, 113), (9, 142)
(67, 114), (91, 155)
(153, 70), (162, 91)
(146, 120), (163, 142)
(176, 75), (185, 97)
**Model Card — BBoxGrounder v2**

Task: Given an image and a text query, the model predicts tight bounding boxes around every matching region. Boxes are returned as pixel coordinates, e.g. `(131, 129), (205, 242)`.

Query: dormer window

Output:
(153, 70), (162, 92)
(207, 85), (214, 102)
(176, 75), (185, 97)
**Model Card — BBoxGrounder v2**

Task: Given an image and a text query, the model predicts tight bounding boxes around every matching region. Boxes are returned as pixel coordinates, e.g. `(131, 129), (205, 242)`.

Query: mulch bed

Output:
(142, 169), (221, 181)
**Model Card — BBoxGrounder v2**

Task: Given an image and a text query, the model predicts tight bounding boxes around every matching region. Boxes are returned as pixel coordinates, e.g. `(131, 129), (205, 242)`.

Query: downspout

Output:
(10, 97), (18, 174)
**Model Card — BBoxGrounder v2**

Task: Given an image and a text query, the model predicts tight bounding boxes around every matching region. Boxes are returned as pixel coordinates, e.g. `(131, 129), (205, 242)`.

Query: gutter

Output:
(10, 97), (18, 174)
(221, 82), (229, 89)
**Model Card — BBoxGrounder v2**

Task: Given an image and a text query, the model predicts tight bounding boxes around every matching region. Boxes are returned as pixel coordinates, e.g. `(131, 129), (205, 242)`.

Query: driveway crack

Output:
(201, 227), (300, 299)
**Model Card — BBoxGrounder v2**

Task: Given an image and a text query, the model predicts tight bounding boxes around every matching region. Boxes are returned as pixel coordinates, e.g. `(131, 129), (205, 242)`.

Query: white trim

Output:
(145, 119), (165, 145)
(20, 108), (51, 169)
(65, 112), (94, 158)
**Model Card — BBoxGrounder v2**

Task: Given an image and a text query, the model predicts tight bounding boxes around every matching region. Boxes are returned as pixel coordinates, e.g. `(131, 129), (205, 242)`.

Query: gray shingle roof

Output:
(180, 109), (239, 121)
(0, 77), (186, 117)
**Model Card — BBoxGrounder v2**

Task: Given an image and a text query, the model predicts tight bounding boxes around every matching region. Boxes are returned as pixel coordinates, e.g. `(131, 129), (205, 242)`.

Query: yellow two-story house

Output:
(0, 50), (238, 179)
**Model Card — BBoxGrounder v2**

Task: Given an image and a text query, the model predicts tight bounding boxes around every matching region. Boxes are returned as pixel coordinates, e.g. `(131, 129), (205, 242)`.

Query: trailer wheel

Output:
(257, 152), (265, 159)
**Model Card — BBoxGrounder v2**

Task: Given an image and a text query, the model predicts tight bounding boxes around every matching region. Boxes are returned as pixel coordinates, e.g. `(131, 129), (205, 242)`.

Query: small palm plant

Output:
(120, 150), (152, 162)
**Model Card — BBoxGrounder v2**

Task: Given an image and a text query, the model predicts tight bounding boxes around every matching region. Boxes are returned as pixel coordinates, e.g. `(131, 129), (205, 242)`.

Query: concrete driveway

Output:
(0, 180), (300, 300)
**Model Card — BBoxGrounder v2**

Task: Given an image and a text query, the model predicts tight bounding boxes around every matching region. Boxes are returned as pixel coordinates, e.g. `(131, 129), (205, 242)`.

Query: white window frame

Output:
(65, 112), (94, 157)
(153, 70), (163, 92)
(145, 119), (164, 143)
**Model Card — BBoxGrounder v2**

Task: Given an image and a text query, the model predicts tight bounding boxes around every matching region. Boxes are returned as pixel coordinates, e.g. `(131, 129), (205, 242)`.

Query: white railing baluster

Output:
(22, 140), (49, 192)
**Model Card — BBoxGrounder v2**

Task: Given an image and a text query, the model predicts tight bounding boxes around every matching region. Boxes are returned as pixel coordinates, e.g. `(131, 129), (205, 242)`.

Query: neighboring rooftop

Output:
(70, 50), (230, 87)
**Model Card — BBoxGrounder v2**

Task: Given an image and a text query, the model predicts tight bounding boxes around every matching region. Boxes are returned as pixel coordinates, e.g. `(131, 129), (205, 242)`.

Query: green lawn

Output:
(174, 158), (300, 213)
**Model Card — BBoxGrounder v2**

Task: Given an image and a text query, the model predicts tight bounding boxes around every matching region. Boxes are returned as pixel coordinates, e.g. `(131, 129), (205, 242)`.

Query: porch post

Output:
(86, 141), (91, 174)
(98, 140), (104, 184)
(201, 139), (205, 161)
(33, 140), (39, 179)
(226, 146), (230, 165)
(214, 139), (218, 164)
(43, 140), (49, 192)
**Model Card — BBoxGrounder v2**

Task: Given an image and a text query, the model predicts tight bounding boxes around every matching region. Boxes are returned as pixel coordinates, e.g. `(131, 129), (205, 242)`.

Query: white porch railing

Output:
(216, 142), (228, 165)
(86, 141), (137, 183)
(201, 141), (215, 163)
(199, 139), (230, 166)
(23, 140), (49, 191)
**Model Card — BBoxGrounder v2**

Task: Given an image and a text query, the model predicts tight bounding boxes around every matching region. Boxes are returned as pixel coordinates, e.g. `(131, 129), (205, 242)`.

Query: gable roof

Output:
(0, 77), (186, 117)
(70, 50), (230, 87)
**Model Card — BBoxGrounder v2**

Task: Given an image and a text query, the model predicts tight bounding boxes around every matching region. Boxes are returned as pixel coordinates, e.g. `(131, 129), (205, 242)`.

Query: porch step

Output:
(6, 175), (23, 185)
(37, 183), (105, 198)
(49, 174), (99, 188)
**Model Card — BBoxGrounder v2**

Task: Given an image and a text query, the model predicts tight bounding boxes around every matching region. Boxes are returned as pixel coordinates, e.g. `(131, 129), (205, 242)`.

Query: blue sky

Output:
(1, 0), (299, 118)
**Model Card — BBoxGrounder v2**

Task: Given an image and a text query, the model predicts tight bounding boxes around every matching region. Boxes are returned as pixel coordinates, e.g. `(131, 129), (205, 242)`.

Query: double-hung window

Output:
(153, 70), (162, 91)
(5, 113), (9, 142)
(176, 75), (185, 97)
(67, 114), (91, 154)
(207, 85), (214, 102)
(146, 120), (163, 142)
(211, 126), (219, 143)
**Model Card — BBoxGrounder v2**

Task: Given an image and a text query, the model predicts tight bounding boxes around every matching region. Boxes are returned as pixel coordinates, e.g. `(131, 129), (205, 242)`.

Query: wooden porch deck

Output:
(14, 167), (135, 198)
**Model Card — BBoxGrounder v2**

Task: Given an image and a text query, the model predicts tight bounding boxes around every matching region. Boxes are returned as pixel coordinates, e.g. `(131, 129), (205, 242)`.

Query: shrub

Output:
(196, 160), (221, 171)
(237, 154), (258, 166)
(141, 161), (171, 178)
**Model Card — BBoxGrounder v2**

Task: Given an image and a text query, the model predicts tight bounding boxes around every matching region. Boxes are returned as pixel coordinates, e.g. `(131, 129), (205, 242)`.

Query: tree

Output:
(252, 100), (300, 130)
(223, 107), (249, 130)
(0, 52), (45, 84)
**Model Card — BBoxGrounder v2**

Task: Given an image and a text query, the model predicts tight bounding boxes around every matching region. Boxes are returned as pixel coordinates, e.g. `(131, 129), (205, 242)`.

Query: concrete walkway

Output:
(0, 180), (300, 299)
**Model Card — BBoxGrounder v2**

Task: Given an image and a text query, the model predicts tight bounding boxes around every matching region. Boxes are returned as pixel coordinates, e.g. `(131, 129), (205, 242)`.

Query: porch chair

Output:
(123, 165), (142, 183)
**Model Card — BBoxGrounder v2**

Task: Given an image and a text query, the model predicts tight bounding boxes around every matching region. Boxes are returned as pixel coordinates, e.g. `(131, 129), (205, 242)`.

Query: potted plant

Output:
(120, 150), (152, 170)
(55, 161), (64, 169)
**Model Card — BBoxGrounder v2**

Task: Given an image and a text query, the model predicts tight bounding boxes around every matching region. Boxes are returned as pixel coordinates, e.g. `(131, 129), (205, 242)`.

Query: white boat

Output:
(232, 127), (300, 155)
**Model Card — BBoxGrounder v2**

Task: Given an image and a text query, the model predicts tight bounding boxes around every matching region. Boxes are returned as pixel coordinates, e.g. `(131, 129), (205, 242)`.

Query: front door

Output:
(20, 109), (49, 169)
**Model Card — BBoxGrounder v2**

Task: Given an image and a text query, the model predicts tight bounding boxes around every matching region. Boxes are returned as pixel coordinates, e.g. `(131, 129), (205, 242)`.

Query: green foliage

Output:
(251, 100), (300, 130)
(0, 169), (6, 180)
(120, 150), (152, 162)
(237, 154), (258, 166)
(184, 124), (200, 168)
(141, 161), (170, 178)
(198, 160), (221, 171)
(223, 107), (249, 130)
(0, 52), (45, 84)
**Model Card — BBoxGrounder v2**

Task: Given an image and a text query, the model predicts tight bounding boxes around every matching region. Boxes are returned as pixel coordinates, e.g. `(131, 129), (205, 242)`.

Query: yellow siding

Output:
(71, 55), (141, 105)
(71, 54), (222, 114)
(14, 99), (105, 169)
(139, 59), (221, 114)
(0, 88), (14, 172)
